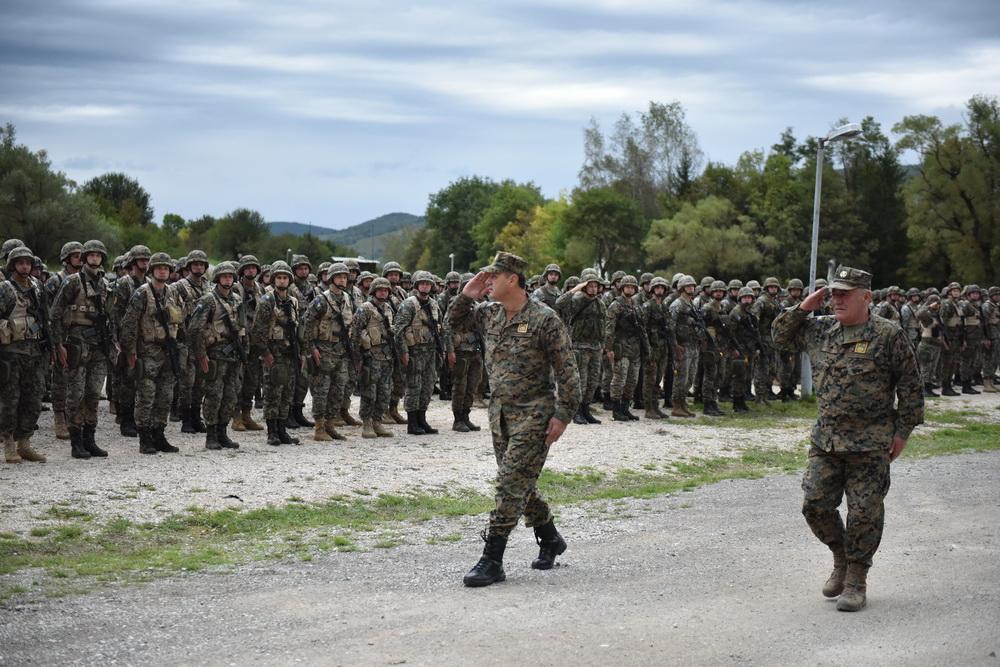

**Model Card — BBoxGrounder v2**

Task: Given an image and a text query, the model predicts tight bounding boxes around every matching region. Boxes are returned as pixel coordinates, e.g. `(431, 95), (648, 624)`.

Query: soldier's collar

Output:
(829, 316), (876, 344)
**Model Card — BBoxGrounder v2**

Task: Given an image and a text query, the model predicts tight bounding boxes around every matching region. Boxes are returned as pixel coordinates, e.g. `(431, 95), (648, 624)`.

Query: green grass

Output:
(905, 423), (1000, 458)
(686, 397), (817, 428)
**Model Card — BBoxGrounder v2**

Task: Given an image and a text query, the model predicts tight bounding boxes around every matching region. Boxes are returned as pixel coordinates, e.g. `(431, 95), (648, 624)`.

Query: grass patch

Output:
(687, 398), (817, 427)
(923, 408), (980, 425)
(426, 533), (463, 546)
(44, 506), (94, 522)
(905, 423), (1000, 458)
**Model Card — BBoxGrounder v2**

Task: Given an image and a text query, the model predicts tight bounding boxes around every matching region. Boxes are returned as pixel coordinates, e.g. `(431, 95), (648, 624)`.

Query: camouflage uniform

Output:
(983, 287), (1000, 390)
(669, 277), (700, 410)
(700, 281), (728, 413)
(234, 256), (266, 429)
(109, 246), (151, 436)
(174, 254), (210, 432)
(604, 276), (648, 413)
(289, 255), (318, 426)
(351, 280), (396, 425)
(915, 298), (945, 391)
(45, 241), (83, 440)
(393, 272), (443, 429)
(443, 286), (484, 430)
(899, 289), (923, 352)
(640, 278), (676, 418)
(957, 286), (986, 391)
(772, 267), (923, 583)
(302, 267), (354, 439)
(776, 279), (805, 399)
(938, 283), (962, 390)
(555, 271), (607, 417)
(727, 288), (762, 409)
(751, 279), (782, 400)
(530, 263), (562, 310)
(437, 272), (462, 400)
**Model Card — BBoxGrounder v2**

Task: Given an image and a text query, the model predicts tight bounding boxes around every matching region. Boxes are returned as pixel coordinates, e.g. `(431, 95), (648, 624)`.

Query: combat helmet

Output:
(564, 276), (580, 290)
(710, 280), (727, 292)
(620, 275), (638, 289)
(906, 287), (921, 298)
(763, 276), (780, 289)
(126, 245), (151, 266)
(212, 261), (237, 282)
(369, 276), (391, 293)
(460, 272), (474, 283)
(445, 271), (460, 283)
(611, 270), (626, 284)
(290, 254), (311, 270)
(401, 271), (412, 283)
(270, 260), (293, 278)
(670, 272), (684, 289)
(581, 269), (601, 286)
(5, 245), (34, 271)
(344, 258), (360, 273)
(640, 272), (654, 285)
(316, 262), (331, 277)
(787, 278), (804, 290)
(82, 239), (108, 263)
(412, 270), (434, 285)
(887, 285), (901, 296)
(746, 279), (761, 290)
(60, 241), (84, 263)
(544, 263), (561, 275)
(186, 249), (209, 268)
(650, 276), (669, 291)
(738, 286), (755, 299)
(148, 252), (173, 270)
(965, 284), (981, 295)
(988, 286), (1000, 297)
(728, 279), (744, 290)
(946, 281), (961, 293)
(814, 278), (828, 290)
(1, 238), (25, 262)
(382, 261), (402, 277)
(700, 276), (715, 290)
(677, 274), (697, 289)
(328, 262), (349, 277)
(238, 255), (261, 274)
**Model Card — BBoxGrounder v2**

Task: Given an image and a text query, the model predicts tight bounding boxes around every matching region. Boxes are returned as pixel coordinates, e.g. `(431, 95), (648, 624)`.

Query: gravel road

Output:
(2, 451), (997, 666)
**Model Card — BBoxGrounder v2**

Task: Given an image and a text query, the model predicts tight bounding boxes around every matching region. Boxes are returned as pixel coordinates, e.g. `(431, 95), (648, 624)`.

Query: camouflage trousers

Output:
(686, 345), (701, 394)
(778, 350), (801, 392)
(359, 355), (393, 420)
(262, 352), (297, 420)
(729, 353), (752, 399)
(610, 351), (640, 401)
(0, 350), (45, 439)
(391, 357), (406, 402)
(293, 359), (310, 408)
(801, 446), (890, 567)
(114, 349), (135, 412)
(671, 343), (698, 402)
(960, 338), (985, 383)
(238, 357), (262, 410)
(134, 346), (175, 429)
(700, 347), (723, 403)
(940, 329), (961, 385)
(574, 347), (602, 405)
(201, 354), (241, 426)
(403, 346), (437, 412)
(643, 345), (669, 406)
(178, 342), (205, 412)
(341, 359), (358, 414)
(488, 403), (553, 538)
(51, 363), (68, 413)
(309, 349), (350, 420)
(917, 341), (942, 386)
(66, 339), (108, 429)
(754, 343), (777, 397)
(985, 338), (999, 378)
(451, 351), (483, 413)
(600, 353), (612, 395)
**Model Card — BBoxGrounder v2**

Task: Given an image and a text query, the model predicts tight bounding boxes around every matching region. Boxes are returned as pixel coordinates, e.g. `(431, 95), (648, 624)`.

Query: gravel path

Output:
(1, 392), (997, 533)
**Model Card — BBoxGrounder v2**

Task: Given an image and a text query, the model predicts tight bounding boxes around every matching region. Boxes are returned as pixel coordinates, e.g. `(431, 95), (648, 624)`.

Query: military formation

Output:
(1, 235), (998, 467)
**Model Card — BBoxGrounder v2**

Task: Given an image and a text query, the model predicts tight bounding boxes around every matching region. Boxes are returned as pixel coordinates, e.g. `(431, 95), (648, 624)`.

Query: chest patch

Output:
(517, 323), (529, 334)
(853, 342), (869, 354)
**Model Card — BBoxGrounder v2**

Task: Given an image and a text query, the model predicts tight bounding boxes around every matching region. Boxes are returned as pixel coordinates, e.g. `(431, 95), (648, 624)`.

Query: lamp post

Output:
(801, 122), (866, 397)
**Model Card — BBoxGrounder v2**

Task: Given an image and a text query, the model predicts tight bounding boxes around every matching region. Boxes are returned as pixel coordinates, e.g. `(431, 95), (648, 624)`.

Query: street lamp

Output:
(448, 253), (455, 273)
(801, 122), (866, 396)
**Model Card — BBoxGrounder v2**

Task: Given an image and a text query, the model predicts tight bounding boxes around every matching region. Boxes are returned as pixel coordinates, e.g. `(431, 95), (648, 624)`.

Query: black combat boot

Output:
(463, 531), (508, 587)
(962, 382), (980, 395)
(154, 426), (179, 453)
(623, 399), (639, 421)
(266, 419), (281, 447)
(572, 410), (588, 425)
(285, 414), (300, 429)
(292, 404), (314, 427)
(181, 406), (197, 434)
(612, 399), (630, 422)
(602, 395), (614, 411)
(190, 403), (208, 433)
(419, 411), (438, 434)
(69, 428), (91, 460)
(217, 424), (240, 449)
(119, 407), (138, 438)
(941, 384), (959, 396)
(138, 429), (158, 455)
(169, 395), (181, 422)
(82, 425), (108, 457)
(407, 411), (426, 435)
(204, 424), (221, 450)
(277, 418), (300, 445)
(531, 520), (567, 570)
(452, 410), (471, 432)
(923, 384), (940, 397)
(704, 400), (725, 416)
(732, 396), (750, 413)
(582, 403), (601, 424)
(463, 410), (481, 431)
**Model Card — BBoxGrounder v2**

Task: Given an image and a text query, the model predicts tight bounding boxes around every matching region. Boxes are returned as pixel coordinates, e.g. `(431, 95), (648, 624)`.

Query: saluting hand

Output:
(462, 271), (491, 300)
(799, 287), (828, 312)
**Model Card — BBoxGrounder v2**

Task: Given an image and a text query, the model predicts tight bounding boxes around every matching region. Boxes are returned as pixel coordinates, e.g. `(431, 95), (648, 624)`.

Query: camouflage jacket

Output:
(302, 288), (354, 357)
(119, 281), (184, 357)
(187, 286), (247, 360)
(448, 293), (581, 424)
(772, 306), (924, 452)
(605, 295), (648, 357)
(109, 273), (146, 333)
(874, 301), (901, 324)
(393, 295), (443, 354)
(351, 297), (396, 363)
(916, 306), (945, 346)
(958, 300), (986, 341)
(641, 299), (676, 351)
(669, 295), (700, 346)
(49, 267), (113, 348)
(0, 275), (47, 355)
(290, 279), (317, 318)
(728, 303), (761, 358)
(701, 299), (728, 351)
(234, 278), (266, 326)
(752, 293), (781, 344)
(556, 291), (606, 350)
(174, 276), (208, 341)
(531, 283), (562, 311)
(983, 300), (1000, 339)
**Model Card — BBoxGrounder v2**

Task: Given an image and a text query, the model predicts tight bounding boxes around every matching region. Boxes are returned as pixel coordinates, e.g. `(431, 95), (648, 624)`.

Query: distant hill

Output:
(267, 212), (425, 260)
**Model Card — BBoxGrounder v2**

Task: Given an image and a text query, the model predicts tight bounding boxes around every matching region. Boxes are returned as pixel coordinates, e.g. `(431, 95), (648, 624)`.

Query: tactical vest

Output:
(985, 302), (1000, 336)
(199, 291), (243, 349)
(267, 294), (299, 343)
(138, 284), (184, 344)
(63, 275), (105, 328)
(961, 302), (982, 328)
(941, 300), (961, 328)
(359, 300), (393, 350)
(177, 277), (206, 319)
(402, 297), (439, 347)
(0, 281), (41, 345)
(315, 290), (353, 343)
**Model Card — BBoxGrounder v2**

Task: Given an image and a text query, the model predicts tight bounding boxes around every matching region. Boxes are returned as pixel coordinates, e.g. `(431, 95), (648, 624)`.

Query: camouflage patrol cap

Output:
(238, 255), (261, 273)
(126, 245), (151, 265)
(829, 265), (872, 291)
(650, 277), (669, 290)
(186, 249), (208, 267)
(611, 270), (626, 283)
(60, 241), (84, 262)
(677, 274), (697, 289)
(620, 275), (638, 288)
(445, 271), (461, 283)
(328, 262), (349, 277)
(544, 263), (561, 275)
(700, 276), (715, 289)
(212, 261), (237, 282)
(148, 252), (173, 270)
(344, 258), (360, 272)
(5, 245), (34, 271)
(640, 272), (654, 285)
(746, 279), (761, 290)
(1, 238), (25, 260)
(270, 260), (293, 278)
(887, 285), (901, 295)
(564, 276), (580, 290)
(763, 277), (780, 288)
(738, 286), (755, 298)
(381, 261), (401, 276)
(481, 251), (528, 276)
(369, 276), (391, 292)
(728, 279), (744, 290)
(710, 280), (726, 292)
(412, 270), (434, 284)
(787, 278), (804, 290)
(988, 286), (1000, 297)
(906, 287), (921, 297)
(317, 261), (331, 276)
(290, 254), (311, 270)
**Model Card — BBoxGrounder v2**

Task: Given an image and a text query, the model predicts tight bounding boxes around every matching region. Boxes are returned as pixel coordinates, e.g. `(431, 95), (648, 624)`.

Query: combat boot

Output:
(462, 410), (481, 431)
(419, 411), (439, 435)
(138, 429), (158, 455)
(452, 411), (471, 432)
(191, 404), (208, 433)
(704, 400), (725, 417)
(582, 403), (602, 424)
(181, 406), (197, 434)
(204, 424), (221, 450)
(53, 412), (70, 440)
(823, 543), (848, 598)
(407, 412), (426, 435)
(119, 407), (138, 438)
(572, 410), (588, 425)
(361, 419), (377, 439)
(732, 396), (750, 413)
(961, 382), (980, 395)
(285, 414), (300, 430)
(69, 429), (90, 460)
(313, 419), (334, 442)
(754, 392), (770, 406)
(670, 399), (688, 418)
(169, 395), (181, 422)
(16, 437), (46, 463)
(324, 419), (348, 441)
(230, 412), (246, 432)
(941, 384), (959, 396)
(836, 563), (869, 612)
(340, 406), (363, 427)
(217, 424), (240, 449)
(82, 425), (107, 457)
(372, 420), (393, 438)
(266, 419), (281, 447)
(602, 396), (615, 411)
(644, 405), (663, 420)
(154, 427), (179, 453)
(463, 532), (507, 587)
(241, 407), (264, 431)
(277, 419), (300, 445)
(612, 399), (630, 421)
(624, 400), (639, 421)
(388, 400), (408, 424)
(293, 404), (314, 427)
(328, 412), (346, 427)
(531, 520), (567, 570)
(4, 436), (22, 463)
(984, 379), (998, 393)
(923, 384), (940, 397)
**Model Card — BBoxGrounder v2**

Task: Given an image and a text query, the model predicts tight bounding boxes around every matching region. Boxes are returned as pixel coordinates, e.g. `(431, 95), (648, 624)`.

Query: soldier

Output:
(916, 295), (945, 397)
(641, 277), (675, 420)
(393, 270), (444, 435)
(777, 278), (805, 401)
(286, 255), (317, 428)
(0, 246), (49, 463)
(50, 240), (113, 460)
(119, 252), (183, 454)
(700, 280), (729, 416)
(109, 245), (151, 437)
(598, 270), (626, 407)
(635, 272), (654, 307)
(874, 286), (902, 323)
(174, 250), (210, 433)
(604, 275), (648, 421)
(938, 282), (962, 395)
(530, 263), (562, 310)
(449, 253), (581, 587)
(232, 255), (265, 432)
(436, 271), (463, 402)
(982, 286), (1000, 392)
(669, 275), (699, 418)
(556, 269), (606, 425)
(188, 261), (246, 450)
(400, 271), (413, 293)
(381, 261), (409, 425)
(0, 239), (26, 281)
(350, 277), (397, 438)
(249, 261), (301, 447)
(442, 273), (485, 432)
(899, 288), (923, 351)
(301, 262), (356, 441)
(746, 279), (762, 299)
(45, 241), (83, 440)
(958, 285), (986, 394)
(773, 265), (923, 612)
(752, 277), (782, 403)
(316, 262), (331, 290)
(728, 287), (761, 412)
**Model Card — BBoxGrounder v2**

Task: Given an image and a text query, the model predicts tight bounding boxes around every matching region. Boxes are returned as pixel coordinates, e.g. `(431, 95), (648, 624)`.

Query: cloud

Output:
(0, 104), (135, 123)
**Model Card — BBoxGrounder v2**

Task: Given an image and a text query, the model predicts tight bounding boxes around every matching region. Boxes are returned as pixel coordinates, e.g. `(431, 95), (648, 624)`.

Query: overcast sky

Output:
(2, 0), (998, 229)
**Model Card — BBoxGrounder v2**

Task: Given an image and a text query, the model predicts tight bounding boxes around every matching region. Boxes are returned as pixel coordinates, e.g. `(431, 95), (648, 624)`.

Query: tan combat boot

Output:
(644, 407), (663, 420)
(340, 406), (363, 427)
(822, 543), (848, 598)
(4, 436), (22, 464)
(242, 407), (264, 430)
(681, 399), (697, 418)
(388, 401), (407, 425)
(16, 438), (46, 463)
(984, 378), (998, 393)
(670, 400), (688, 418)
(324, 419), (347, 441)
(372, 420), (393, 437)
(231, 412), (247, 432)
(53, 412), (71, 440)
(836, 563), (869, 611)
(328, 413), (346, 427)
(361, 419), (377, 439)
(313, 419), (333, 442)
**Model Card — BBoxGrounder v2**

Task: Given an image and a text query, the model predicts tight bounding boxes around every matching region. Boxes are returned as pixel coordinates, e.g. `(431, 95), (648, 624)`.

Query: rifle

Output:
(24, 281), (52, 357)
(330, 298), (354, 360)
(373, 303), (397, 362)
(279, 298), (300, 361)
(86, 278), (113, 360)
(214, 293), (248, 362)
(151, 286), (182, 377)
(420, 299), (444, 356)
